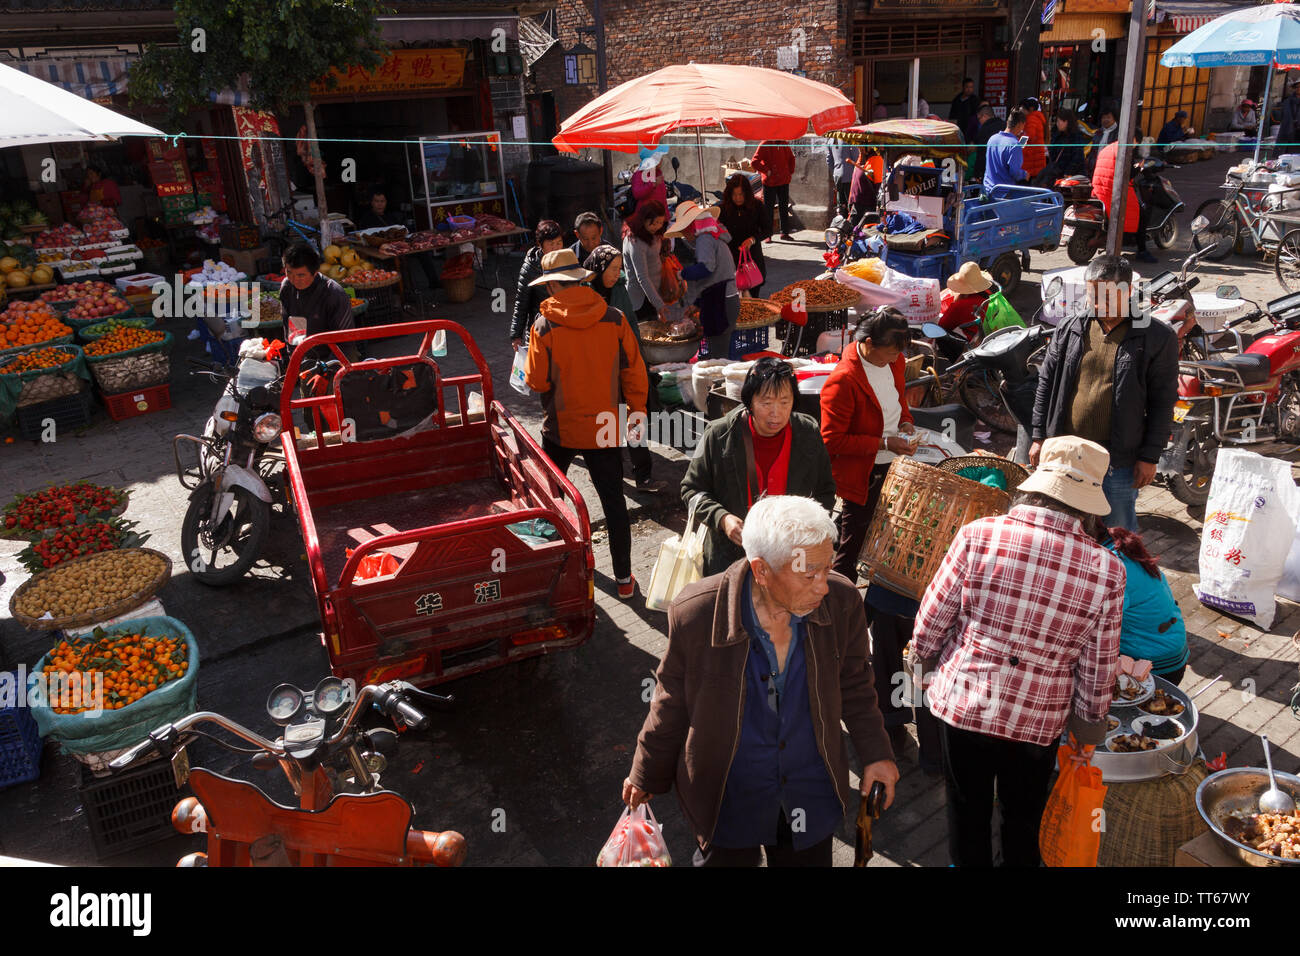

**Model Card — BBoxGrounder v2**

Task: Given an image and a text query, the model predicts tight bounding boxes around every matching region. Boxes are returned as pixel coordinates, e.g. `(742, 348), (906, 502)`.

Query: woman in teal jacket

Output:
(1096, 525), (1190, 684)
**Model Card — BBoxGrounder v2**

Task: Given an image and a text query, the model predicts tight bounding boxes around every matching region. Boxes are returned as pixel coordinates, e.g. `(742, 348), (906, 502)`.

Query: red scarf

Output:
(746, 415), (792, 506)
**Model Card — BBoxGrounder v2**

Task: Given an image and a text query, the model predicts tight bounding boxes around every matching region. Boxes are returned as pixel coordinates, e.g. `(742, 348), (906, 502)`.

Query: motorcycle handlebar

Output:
(1226, 310), (1261, 329)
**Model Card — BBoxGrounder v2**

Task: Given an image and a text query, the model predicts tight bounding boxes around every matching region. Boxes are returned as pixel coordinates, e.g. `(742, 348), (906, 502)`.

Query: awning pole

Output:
(696, 128), (706, 196)
(1106, 0), (1148, 257)
(1255, 65), (1275, 167)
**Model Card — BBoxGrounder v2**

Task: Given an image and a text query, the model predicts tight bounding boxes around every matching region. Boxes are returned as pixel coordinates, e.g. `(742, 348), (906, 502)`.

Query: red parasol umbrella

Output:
(553, 64), (857, 187)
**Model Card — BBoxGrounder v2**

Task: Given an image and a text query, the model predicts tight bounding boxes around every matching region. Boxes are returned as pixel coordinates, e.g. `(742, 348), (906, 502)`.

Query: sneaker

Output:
(635, 478), (668, 493)
(1136, 250), (1158, 263)
(617, 576), (637, 599)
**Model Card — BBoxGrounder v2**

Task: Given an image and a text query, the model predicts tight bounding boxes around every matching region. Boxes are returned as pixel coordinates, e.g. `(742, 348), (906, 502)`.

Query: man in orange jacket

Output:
(525, 249), (650, 599)
(1020, 97), (1048, 183)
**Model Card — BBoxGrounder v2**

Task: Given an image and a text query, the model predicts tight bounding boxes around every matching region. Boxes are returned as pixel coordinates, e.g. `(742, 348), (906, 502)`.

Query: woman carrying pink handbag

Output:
(718, 173), (769, 297)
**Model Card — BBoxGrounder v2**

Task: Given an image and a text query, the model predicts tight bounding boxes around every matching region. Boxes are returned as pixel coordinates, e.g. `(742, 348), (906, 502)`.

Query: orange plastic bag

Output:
(1038, 738), (1107, 867)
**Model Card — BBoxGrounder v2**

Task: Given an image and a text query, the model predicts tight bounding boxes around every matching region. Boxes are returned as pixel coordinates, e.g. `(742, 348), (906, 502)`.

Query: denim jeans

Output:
(1103, 465), (1137, 531)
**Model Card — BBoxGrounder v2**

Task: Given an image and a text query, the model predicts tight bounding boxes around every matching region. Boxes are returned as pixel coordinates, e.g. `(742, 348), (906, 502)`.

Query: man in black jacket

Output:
(354, 187), (439, 292)
(1029, 254), (1179, 531)
(971, 105), (1003, 181)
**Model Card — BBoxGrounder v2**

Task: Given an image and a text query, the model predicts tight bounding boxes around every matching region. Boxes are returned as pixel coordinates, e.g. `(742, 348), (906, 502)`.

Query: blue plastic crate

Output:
(0, 680), (43, 790)
(728, 325), (771, 360)
(885, 250), (952, 282)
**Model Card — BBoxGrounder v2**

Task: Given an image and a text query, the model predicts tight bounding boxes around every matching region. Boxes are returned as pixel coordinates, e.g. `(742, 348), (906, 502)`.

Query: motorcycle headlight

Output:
(825, 228), (839, 249)
(253, 412), (282, 443)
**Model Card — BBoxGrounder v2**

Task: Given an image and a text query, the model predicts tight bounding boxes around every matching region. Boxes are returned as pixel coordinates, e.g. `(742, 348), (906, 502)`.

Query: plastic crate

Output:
(103, 382), (172, 421)
(79, 759), (188, 859)
(14, 385), (94, 440)
(885, 250), (952, 282)
(728, 325), (770, 359)
(0, 681), (43, 790)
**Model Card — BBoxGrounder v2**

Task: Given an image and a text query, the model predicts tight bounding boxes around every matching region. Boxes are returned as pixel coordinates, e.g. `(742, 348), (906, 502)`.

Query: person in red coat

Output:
(752, 140), (796, 240)
(1091, 140), (1155, 262)
(1020, 97), (1048, 183)
(820, 309), (917, 580)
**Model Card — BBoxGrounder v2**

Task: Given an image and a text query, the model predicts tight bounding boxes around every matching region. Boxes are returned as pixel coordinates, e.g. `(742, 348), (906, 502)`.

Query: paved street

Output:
(2, 149), (1299, 866)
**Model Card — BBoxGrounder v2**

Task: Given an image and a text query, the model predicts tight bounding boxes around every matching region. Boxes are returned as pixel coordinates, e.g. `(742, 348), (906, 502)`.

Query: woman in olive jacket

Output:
(681, 358), (837, 576)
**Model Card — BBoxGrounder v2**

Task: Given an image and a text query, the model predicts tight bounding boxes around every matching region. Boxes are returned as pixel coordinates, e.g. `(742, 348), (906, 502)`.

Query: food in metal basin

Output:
(1113, 674), (1143, 701)
(1224, 810), (1300, 859)
(1142, 718), (1181, 740)
(1109, 733), (1158, 753)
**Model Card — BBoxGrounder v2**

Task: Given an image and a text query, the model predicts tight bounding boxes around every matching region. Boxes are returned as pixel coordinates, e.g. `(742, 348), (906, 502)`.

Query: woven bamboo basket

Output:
(934, 454), (1029, 488)
(1097, 760), (1210, 867)
(9, 547), (172, 630)
(443, 273), (475, 303)
(858, 457), (1011, 600)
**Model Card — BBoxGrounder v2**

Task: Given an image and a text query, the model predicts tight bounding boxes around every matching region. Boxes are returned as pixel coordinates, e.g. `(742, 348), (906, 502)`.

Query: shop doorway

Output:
(867, 54), (985, 120)
(1142, 35), (1210, 140)
(852, 18), (989, 121)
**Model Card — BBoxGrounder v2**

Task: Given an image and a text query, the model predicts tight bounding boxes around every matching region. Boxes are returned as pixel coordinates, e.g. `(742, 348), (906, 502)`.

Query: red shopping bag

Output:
(346, 547), (401, 582)
(1039, 738), (1107, 867)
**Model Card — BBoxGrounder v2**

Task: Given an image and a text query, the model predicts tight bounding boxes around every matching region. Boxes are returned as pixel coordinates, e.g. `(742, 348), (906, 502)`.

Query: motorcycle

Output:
(107, 678), (466, 867)
(1057, 157), (1184, 265)
(1159, 286), (1300, 506)
(173, 340), (291, 586)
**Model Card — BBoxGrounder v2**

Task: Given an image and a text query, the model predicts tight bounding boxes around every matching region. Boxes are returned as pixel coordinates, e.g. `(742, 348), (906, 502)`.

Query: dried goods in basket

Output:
(857, 456), (1011, 600)
(736, 298), (781, 329)
(9, 547), (172, 630)
(769, 279), (862, 311)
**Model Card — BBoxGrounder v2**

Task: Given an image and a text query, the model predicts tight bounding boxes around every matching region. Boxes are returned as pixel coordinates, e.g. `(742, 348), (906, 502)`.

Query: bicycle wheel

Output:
(1191, 199), (1238, 261)
(1277, 229), (1300, 292)
(959, 368), (1018, 435)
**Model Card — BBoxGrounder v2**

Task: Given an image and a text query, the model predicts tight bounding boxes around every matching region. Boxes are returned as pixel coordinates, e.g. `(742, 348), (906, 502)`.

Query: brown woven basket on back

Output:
(858, 457), (1011, 600)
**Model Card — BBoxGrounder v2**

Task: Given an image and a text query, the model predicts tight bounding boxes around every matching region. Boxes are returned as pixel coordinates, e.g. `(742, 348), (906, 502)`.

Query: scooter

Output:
(108, 677), (466, 867)
(173, 340), (289, 586)
(1058, 157), (1184, 265)
(1159, 287), (1300, 506)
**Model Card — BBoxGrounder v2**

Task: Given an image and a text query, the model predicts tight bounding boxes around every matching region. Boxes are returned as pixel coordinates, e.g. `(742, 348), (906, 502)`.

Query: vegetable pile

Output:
(0, 302), (71, 349)
(18, 518), (145, 572)
(41, 627), (189, 713)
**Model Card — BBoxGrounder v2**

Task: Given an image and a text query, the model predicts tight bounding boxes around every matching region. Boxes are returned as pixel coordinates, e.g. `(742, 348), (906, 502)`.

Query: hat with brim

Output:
(947, 261), (994, 296)
(664, 200), (721, 237)
(1016, 436), (1112, 516)
(528, 248), (594, 286)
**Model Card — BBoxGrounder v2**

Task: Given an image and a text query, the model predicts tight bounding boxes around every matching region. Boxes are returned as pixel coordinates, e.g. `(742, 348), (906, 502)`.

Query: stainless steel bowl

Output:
(1196, 767), (1300, 867)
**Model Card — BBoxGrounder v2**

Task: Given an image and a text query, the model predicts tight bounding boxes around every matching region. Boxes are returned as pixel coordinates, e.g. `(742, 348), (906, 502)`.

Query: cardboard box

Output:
(218, 245), (270, 277)
(1174, 830), (1248, 867)
(115, 272), (167, 294)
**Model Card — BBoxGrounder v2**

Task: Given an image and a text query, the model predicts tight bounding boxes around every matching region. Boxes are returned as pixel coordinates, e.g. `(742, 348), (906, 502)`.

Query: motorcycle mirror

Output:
(1044, 277), (1064, 299)
(671, 156), (680, 172)
(1190, 215), (1209, 235)
(920, 322), (949, 340)
(1216, 284), (1241, 300)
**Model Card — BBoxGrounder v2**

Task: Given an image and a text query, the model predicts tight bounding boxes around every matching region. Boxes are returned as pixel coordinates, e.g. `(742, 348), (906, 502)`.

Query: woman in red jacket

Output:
(820, 309), (917, 580)
(1020, 97), (1047, 183)
(752, 140), (796, 240)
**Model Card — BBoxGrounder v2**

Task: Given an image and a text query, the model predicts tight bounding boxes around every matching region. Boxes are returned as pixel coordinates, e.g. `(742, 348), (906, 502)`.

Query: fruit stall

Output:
(0, 477), (199, 858)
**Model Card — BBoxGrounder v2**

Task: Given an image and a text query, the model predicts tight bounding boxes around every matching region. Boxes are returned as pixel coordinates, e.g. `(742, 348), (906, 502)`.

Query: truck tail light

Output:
(512, 624), (569, 646)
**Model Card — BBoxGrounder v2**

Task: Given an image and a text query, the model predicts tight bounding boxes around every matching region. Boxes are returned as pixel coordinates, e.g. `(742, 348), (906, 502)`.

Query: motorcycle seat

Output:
(1196, 352), (1271, 385)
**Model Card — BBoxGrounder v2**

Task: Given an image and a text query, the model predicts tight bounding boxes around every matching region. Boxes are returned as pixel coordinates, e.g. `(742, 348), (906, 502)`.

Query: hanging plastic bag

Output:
(1039, 739), (1107, 867)
(596, 803), (673, 867)
(509, 347), (530, 396)
(645, 492), (706, 611)
(1193, 448), (1300, 629)
(346, 548), (401, 582)
(735, 247), (763, 290)
(980, 290), (1024, 335)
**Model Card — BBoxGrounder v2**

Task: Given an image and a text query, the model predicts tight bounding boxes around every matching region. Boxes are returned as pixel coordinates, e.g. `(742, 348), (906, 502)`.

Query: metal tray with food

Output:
(1197, 767), (1300, 866)
(1075, 676), (1199, 783)
(1111, 671), (1155, 707)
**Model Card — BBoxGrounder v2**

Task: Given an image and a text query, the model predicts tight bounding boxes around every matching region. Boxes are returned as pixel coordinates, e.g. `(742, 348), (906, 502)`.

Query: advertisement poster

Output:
(983, 57), (1010, 117)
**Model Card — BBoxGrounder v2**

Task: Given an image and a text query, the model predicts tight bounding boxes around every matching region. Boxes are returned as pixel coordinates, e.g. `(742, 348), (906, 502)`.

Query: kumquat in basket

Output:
(43, 627), (189, 713)
(0, 346), (74, 374)
(82, 326), (165, 356)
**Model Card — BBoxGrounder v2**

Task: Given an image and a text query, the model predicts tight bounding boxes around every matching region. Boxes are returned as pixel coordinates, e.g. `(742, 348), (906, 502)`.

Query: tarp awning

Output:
(1040, 12), (1128, 43)
(1153, 1), (1257, 34)
(10, 56), (135, 100)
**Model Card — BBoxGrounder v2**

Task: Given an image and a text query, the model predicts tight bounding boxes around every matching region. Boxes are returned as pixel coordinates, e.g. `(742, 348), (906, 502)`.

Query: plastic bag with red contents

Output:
(596, 803), (672, 867)
(345, 547), (400, 582)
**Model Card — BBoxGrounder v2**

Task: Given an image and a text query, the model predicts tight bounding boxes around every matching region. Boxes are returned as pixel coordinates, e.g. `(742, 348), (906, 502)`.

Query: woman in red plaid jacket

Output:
(913, 436), (1124, 867)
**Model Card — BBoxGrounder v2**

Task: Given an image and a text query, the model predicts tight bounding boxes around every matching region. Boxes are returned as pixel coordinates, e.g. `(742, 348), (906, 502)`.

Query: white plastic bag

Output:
(1193, 449), (1300, 629)
(879, 267), (941, 322)
(596, 803), (672, 867)
(690, 359), (731, 413)
(645, 492), (706, 612)
(509, 347), (529, 396)
(833, 268), (906, 308)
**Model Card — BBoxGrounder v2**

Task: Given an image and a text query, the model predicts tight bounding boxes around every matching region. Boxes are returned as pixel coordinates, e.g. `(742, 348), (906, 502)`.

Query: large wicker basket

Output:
(443, 273), (475, 303)
(858, 457), (1011, 600)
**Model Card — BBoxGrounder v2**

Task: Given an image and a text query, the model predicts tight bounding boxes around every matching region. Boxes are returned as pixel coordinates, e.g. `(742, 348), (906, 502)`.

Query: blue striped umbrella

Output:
(1161, 4), (1300, 161)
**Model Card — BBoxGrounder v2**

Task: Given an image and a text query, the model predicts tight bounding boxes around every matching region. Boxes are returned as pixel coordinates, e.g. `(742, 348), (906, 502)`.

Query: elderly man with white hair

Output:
(623, 495), (899, 867)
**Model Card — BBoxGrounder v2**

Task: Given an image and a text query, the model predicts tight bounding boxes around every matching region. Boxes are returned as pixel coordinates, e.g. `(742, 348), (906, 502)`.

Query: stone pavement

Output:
(2, 165), (1300, 865)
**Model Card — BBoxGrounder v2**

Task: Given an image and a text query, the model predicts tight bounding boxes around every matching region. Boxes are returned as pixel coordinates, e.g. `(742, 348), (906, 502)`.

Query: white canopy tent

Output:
(0, 60), (162, 146)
